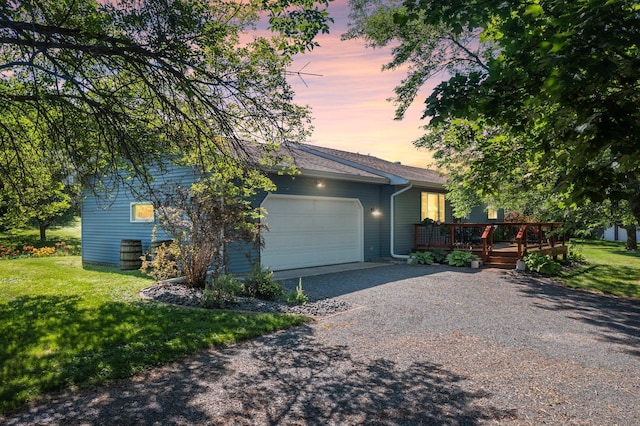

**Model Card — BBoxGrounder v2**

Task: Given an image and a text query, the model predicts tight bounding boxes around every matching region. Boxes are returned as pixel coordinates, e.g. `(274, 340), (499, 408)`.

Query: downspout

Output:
(390, 183), (413, 259)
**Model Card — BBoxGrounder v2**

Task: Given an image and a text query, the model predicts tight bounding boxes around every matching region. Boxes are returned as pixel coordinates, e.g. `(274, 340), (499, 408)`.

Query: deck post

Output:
(516, 224), (527, 258)
(449, 225), (455, 251)
(538, 224), (543, 250)
(550, 223), (557, 260)
(481, 225), (493, 263)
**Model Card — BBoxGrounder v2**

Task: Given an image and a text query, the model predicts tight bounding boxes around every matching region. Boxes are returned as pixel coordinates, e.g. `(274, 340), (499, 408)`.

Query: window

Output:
(421, 192), (445, 222)
(130, 202), (154, 223)
(487, 206), (498, 220)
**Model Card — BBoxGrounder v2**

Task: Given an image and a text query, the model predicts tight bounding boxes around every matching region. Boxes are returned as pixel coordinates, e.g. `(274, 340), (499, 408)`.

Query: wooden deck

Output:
(414, 222), (568, 269)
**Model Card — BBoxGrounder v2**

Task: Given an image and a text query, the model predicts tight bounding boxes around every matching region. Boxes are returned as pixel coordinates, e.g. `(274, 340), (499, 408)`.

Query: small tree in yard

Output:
(150, 162), (274, 289)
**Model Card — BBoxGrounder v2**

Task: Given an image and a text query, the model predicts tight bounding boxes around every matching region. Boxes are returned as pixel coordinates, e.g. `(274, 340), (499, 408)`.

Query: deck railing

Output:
(514, 222), (566, 259)
(414, 222), (567, 262)
(481, 225), (493, 263)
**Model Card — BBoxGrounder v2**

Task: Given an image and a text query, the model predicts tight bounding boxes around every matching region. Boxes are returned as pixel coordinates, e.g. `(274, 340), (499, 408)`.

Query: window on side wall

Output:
(421, 192), (445, 222)
(130, 202), (154, 223)
(487, 206), (498, 220)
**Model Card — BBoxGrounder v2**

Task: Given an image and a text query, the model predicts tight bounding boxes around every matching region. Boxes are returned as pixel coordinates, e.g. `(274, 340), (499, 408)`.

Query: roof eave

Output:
(297, 169), (389, 184)
(407, 180), (447, 190)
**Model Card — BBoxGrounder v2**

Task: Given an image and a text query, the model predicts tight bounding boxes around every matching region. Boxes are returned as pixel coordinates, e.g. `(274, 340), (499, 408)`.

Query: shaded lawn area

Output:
(0, 257), (307, 416)
(562, 240), (640, 299)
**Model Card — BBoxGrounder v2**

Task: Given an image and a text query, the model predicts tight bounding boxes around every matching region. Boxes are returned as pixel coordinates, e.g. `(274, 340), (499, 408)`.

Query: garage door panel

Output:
(261, 195), (363, 271)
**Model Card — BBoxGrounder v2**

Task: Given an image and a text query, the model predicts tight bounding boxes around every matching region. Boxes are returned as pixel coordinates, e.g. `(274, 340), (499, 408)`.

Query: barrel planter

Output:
(120, 239), (143, 270)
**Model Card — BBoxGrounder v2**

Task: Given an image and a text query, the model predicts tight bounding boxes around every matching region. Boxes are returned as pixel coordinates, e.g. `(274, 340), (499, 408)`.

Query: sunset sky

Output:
(286, 0), (441, 168)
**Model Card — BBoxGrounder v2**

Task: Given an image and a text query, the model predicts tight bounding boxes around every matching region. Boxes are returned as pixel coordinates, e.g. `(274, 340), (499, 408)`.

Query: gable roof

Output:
(295, 144), (446, 187)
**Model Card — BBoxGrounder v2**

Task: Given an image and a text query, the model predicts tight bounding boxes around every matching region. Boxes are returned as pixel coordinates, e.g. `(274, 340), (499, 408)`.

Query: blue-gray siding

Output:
(82, 166), (195, 267)
(83, 171), (393, 272)
(392, 187), (451, 255)
(82, 167), (453, 271)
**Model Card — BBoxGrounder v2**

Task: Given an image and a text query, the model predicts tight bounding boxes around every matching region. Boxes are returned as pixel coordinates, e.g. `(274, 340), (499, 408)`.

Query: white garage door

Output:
(261, 194), (363, 271)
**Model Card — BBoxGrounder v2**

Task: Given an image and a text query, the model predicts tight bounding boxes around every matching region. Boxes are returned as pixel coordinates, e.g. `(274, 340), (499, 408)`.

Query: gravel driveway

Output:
(3, 265), (639, 425)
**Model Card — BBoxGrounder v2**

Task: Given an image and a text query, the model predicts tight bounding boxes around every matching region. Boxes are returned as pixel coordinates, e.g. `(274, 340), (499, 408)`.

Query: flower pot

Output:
(471, 260), (480, 269)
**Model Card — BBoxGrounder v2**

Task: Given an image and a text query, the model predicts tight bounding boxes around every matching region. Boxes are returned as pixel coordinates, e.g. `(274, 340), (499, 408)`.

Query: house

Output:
(81, 144), (500, 272)
(602, 225), (640, 243)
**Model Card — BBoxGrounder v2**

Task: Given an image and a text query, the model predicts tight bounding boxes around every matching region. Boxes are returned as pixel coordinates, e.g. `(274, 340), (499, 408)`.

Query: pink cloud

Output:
(286, 0), (439, 167)
(243, 0), (439, 167)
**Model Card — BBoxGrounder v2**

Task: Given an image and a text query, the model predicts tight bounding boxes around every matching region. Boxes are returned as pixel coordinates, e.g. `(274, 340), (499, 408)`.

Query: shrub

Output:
(140, 241), (181, 282)
(410, 249), (448, 265)
(410, 251), (435, 265)
(53, 241), (76, 255)
(0, 241), (79, 260)
(32, 246), (56, 257)
(243, 263), (283, 301)
(429, 249), (448, 263)
(566, 244), (587, 264)
(202, 274), (242, 309)
(0, 245), (20, 259)
(446, 250), (479, 267)
(284, 278), (308, 305)
(523, 252), (562, 276)
(151, 171), (270, 289)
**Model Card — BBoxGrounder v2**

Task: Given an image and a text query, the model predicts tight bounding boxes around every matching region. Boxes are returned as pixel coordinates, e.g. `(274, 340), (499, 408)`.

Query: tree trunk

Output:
(624, 225), (638, 251)
(39, 221), (48, 241)
(627, 181), (640, 251)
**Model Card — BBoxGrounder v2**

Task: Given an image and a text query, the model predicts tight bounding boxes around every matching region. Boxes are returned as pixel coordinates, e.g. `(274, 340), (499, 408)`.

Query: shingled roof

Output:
(295, 144), (446, 187)
(283, 145), (385, 182)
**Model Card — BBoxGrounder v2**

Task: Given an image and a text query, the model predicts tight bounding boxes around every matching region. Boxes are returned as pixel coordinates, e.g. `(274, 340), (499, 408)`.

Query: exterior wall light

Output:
(316, 180), (325, 188)
(371, 207), (382, 217)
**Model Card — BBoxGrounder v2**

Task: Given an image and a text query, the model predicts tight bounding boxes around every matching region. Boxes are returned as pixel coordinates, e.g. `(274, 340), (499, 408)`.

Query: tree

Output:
(0, 0), (332, 193)
(0, 173), (79, 241)
(1, 0), (332, 261)
(0, 108), (81, 239)
(344, 0), (640, 244)
(143, 163), (274, 288)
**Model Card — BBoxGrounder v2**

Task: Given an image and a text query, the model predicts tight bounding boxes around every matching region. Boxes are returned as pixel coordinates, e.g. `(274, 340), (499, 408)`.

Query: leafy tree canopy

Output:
(345, 0), (640, 230)
(0, 0), (332, 192)
(0, 0), (333, 241)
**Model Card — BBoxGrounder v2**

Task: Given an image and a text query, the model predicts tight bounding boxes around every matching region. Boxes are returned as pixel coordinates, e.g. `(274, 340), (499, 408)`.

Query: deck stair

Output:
(484, 250), (520, 269)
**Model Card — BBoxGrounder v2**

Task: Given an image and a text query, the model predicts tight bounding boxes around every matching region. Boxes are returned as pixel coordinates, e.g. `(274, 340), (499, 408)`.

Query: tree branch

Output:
(447, 35), (489, 71)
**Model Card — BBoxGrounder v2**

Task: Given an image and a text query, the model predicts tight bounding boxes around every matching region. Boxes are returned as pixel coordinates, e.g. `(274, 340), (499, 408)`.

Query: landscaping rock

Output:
(139, 283), (353, 318)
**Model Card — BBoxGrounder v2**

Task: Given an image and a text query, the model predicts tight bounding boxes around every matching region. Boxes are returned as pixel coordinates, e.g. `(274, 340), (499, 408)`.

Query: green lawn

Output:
(0, 256), (307, 416)
(561, 239), (640, 298)
(0, 219), (81, 256)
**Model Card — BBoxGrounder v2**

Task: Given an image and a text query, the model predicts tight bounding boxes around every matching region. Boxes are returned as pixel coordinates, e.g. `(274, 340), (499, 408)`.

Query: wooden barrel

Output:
(120, 239), (143, 270)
